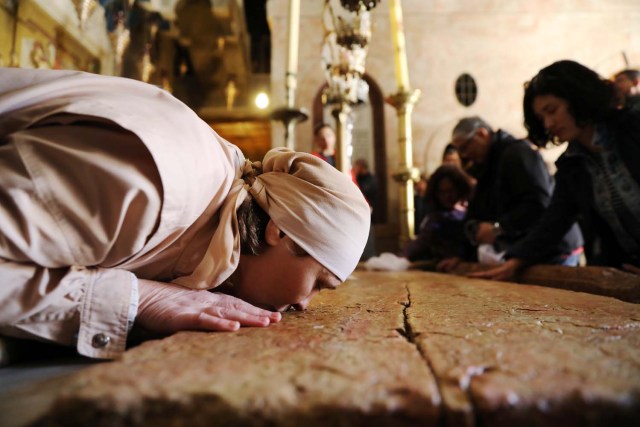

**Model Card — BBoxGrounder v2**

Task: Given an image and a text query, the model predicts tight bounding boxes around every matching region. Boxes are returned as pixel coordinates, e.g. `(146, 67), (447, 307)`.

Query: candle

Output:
(285, 0), (300, 108)
(389, 0), (410, 90)
(286, 0), (300, 77)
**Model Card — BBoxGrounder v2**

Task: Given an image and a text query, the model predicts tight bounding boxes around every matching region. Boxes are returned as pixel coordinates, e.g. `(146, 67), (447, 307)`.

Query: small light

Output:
(255, 92), (269, 109)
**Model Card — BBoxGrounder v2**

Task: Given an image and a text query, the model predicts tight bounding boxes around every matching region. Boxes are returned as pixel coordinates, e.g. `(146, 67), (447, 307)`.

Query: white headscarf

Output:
(174, 147), (371, 289)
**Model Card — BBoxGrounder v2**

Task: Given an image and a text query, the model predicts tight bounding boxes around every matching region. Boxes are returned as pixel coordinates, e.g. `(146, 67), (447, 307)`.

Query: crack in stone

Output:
(397, 284), (450, 427)
(394, 285), (413, 342)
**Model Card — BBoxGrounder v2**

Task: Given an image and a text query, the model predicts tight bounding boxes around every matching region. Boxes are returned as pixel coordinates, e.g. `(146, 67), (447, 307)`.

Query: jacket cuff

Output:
(77, 267), (138, 359)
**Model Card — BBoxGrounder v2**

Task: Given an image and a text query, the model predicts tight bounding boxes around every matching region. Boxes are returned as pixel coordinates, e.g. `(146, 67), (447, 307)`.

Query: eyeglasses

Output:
(451, 130), (476, 152)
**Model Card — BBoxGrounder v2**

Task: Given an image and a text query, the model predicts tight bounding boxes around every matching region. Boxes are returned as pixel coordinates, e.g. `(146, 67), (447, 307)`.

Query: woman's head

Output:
(613, 69), (640, 102)
(424, 164), (472, 212)
(225, 148), (371, 311)
(313, 123), (336, 154)
(228, 216), (341, 312)
(523, 60), (617, 147)
(175, 148), (370, 313)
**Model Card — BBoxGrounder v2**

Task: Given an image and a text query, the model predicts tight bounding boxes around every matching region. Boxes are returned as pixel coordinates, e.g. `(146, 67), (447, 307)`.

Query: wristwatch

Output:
(492, 222), (504, 237)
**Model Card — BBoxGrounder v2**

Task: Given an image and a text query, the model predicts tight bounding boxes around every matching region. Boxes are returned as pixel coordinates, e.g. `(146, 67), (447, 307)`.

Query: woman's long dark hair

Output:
(523, 60), (618, 147)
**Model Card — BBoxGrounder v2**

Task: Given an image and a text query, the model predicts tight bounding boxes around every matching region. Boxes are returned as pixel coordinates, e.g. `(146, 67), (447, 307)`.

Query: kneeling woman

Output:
(0, 68), (371, 359)
(473, 60), (640, 281)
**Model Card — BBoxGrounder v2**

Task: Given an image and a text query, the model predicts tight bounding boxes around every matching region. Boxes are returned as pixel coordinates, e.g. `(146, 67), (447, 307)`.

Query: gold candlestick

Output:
(272, 0), (306, 149)
(270, 107), (308, 150)
(386, 89), (421, 247)
(388, 0), (410, 91)
(286, 0), (300, 103)
(331, 101), (353, 176)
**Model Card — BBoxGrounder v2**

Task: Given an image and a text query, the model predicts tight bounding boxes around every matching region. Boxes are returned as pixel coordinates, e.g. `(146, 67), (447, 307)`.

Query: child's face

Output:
(436, 178), (459, 210)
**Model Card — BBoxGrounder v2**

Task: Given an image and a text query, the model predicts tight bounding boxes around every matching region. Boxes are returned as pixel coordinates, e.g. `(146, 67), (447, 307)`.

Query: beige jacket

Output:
(0, 68), (244, 358)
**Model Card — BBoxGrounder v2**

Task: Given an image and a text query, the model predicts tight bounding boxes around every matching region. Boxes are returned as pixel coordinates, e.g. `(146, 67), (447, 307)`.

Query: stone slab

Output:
(2, 271), (640, 427)
(407, 272), (640, 427)
(451, 263), (640, 304)
(19, 274), (440, 427)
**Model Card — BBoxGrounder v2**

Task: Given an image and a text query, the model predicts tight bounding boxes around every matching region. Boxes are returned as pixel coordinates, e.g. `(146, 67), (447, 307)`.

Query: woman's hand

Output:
(468, 258), (524, 282)
(136, 279), (281, 334)
(622, 264), (640, 275)
(437, 256), (461, 272)
(475, 221), (498, 245)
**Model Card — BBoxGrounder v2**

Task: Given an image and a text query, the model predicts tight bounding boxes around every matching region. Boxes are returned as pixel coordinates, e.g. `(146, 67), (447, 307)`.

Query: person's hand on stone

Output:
(468, 258), (524, 282)
(475, 221), (498, 245)
(436, 256), (461, 272)
(622, 264), (640, 275)
(136, 279), (281, 334)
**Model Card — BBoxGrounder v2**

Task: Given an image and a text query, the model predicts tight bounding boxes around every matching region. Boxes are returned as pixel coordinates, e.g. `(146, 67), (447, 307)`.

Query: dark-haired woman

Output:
(473, 60), (640, 281)
(403, 164), (472, 262)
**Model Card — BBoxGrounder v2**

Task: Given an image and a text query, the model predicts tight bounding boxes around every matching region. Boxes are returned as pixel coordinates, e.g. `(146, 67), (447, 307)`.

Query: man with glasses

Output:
(437, 116), (583, 272)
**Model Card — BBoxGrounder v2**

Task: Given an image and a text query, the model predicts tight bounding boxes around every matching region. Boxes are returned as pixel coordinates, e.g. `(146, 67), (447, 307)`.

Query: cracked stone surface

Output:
(407, 272), (640, 427)
(5, 271), (640, 426)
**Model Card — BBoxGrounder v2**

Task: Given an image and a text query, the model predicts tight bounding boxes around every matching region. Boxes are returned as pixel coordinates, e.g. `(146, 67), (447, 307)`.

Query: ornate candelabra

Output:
(321, 0), (379, 175)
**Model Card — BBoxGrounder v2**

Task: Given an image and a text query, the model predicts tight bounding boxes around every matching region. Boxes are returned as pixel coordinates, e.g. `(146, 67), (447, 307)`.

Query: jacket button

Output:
(91, 333), (111, 348)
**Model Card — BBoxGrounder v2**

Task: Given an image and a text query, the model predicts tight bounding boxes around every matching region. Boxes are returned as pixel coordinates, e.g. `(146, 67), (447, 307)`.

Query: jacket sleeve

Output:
(0, 117), (161, 358)
(497, 144), (553, 240)
(0, 262), (137, 359)
(506, 162), (580, 262)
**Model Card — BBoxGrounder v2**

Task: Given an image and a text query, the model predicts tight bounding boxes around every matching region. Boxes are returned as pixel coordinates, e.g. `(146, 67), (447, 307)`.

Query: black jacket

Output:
(508, 109), (640, 267)
(465, 130), (583, 263)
